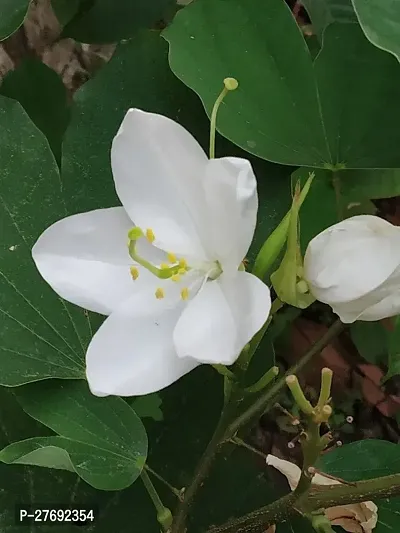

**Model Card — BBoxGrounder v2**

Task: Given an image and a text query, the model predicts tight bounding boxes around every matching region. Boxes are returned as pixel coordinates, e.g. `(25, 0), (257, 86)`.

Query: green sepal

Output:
(270, 174), (315, 309)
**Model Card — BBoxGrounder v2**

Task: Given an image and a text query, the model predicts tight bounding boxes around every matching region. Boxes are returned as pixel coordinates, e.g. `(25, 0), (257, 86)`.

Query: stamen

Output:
(209, 77), (239, 159)
(167, 252), (177, 264)
(181, 287), (189, 301)
(155, 287), (165, 300)
(130, 266), (139, 280)
(171, 274), (181, 282)
(179, 258), (188, 269)
(146, 228), (155, 243)
(128, 230), (191, 280)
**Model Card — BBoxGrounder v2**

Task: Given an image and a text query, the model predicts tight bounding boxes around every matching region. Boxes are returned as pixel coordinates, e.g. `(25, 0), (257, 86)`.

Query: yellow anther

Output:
(179, 258), (188, 269)
(146, 228), (155, 243)
(160, 263), (169, 270)
(171, 274), (181, 282)
(167, 252), (177, 264)
(178, 268), (187, 276)
(130, 266), (139, 280)
(181, 287), (189, 301)
(155, 287), (165, 300)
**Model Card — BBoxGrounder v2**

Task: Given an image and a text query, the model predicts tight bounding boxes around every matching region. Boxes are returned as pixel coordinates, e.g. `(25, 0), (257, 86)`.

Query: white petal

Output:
(356, 291), (400, 321)
(202, 157), (258, 273)
(86, 287), (199, 397)
(266, 455), (301, 491)
(304, 215), (400, 304)
(173, 271), (271, 365)
(332, 285), (400, 323)
(111, 109), (209, 260)
(32, 208), (138, 315)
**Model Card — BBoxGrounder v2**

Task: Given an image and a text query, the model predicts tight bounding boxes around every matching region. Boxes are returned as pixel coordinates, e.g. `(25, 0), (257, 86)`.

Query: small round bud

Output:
(296, 279), (309, 294)
(346, 415), (354, 424)
(224, 77), (239, 91)
(288, 441), (295, 449)
(336, 440), (343, 447)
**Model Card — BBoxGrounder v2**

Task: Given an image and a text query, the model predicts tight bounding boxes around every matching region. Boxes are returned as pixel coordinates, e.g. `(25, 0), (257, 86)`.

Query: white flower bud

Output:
(304, 215), (400, 323)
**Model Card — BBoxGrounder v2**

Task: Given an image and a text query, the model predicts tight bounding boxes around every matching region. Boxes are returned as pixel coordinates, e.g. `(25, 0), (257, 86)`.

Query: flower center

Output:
(127, 227), (222, 300)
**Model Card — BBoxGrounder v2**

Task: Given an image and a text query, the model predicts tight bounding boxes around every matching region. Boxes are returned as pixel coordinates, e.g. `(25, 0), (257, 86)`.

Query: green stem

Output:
(225, 319), (344, 439)
(245, 366), (279, 394)
(229, 437), (268, 460)
(141, 470), (172, 531)
(286, 375), (314, 415)
(206, 473), (400, 533)
(209, 87), (228, 159)
(317, 368), (333, 410)
(144, 464), (183, 501)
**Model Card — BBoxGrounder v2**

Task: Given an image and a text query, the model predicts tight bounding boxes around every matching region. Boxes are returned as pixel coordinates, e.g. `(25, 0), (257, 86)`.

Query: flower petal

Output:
(86, 288), (199, 397)
(111, 109), (209, 260)
(202, 157), (258, 272)
(266, 455), (301, 491)
(304, 216), (400, 305)
(332, 287), (400, 323)
(327, 501), (378, 533)
(32, 207), (140, 315)
(173, 271), (271, 365)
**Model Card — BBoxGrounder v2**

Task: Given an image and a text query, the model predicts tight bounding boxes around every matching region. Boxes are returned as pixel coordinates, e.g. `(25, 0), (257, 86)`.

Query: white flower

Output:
(32, 109), (271, 397)
(304, 215), (400, 323)
(266, 455), (378, 533)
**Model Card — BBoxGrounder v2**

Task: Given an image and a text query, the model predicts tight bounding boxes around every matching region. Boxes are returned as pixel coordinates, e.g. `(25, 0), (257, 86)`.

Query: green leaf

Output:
(61, 0), (175, 43)
(0, 95), (89, 386)
(164, 0), (328, 167)
(302, 0), (357, 39)
(342, 168), (400, 201)
(318, 439), (400, 479)
(352, 0), (400, 62)
(51, 0), (82, 26)
(313, 23), (400, 169)
(0, 0), (29, 40)
(131, 394), (163, 422)
(385, 316), (400, 381)
(7, 380), (148, 490)
(0, 386), (155, 532)
(0, 59), (70, 164)
(350, 321), (388, 365)
(0, 370), (286, 532)
(165, 1), (400, 168)
(0, 437), (75, 471)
